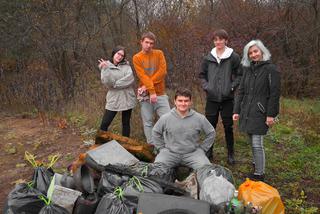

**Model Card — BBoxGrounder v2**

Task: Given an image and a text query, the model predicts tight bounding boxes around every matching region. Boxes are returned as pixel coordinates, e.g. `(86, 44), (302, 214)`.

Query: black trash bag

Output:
(32, 166), (54, 194)
(60, 172), (75, 189)
(196, 164), (234, 186)
(95, 192), (135, 214)
(115, 162), (175, 181)
(73, 193), (100, 214)
(97, 171), (129, 197)
(123, 176), (163, 198)
(73, 164), (96, 194)
(5, 183), (44, 214)
(129, 161), (150, 176)
(38, 204), (69, 214)
(148, 162), (175, 182)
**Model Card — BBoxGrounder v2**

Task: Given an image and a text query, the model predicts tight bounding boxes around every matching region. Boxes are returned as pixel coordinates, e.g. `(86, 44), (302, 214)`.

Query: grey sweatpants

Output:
(154, 148), (211, 170)
(140, 95), (170, 144)
(249, 134), (265, 175)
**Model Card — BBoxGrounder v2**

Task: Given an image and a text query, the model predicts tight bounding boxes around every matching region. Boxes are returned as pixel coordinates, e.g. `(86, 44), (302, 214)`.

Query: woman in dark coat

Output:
(233, 40), (280, 181)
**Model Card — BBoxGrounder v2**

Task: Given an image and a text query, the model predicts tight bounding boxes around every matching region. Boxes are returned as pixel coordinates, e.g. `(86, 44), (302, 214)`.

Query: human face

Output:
(174, 96), (192, 115)
(113, 50), (124, 65)
(141, 38), (155, 53)
(213, 36), (227, 50)
(248, 45), (263, 62)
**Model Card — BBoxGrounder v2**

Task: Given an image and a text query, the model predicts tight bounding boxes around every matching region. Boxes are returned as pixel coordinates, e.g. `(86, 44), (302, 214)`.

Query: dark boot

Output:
(226, 135), (235, 165)
(248, 173), (265, 181)
(227, 151), (235, 165)
(224, 124), (235, 165)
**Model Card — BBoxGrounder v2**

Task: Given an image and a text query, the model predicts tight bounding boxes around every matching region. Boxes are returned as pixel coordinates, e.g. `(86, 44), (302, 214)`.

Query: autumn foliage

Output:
(0, 0), (319, 113)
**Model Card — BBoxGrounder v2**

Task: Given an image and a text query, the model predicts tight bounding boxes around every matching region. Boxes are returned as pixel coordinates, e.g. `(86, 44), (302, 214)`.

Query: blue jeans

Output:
(140, 95), (170, 144)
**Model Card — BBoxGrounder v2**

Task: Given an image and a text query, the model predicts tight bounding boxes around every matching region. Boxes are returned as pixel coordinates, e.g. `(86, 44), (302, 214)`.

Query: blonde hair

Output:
(241, 40), (271, 67)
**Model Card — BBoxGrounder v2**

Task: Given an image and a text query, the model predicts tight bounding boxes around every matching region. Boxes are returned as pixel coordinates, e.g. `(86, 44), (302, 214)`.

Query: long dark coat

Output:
(233, 61), (281, 135)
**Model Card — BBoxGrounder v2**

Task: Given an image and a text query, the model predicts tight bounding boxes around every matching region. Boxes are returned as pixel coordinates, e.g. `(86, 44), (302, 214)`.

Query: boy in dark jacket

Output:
(199, 29), (241, 164)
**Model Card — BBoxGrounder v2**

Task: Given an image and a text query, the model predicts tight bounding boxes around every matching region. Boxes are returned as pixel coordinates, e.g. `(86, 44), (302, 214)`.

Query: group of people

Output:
(98, 30), (281, 181)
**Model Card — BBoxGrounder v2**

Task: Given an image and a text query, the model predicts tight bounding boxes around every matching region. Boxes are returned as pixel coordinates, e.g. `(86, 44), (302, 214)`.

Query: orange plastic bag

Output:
(238, 179), (285, 214)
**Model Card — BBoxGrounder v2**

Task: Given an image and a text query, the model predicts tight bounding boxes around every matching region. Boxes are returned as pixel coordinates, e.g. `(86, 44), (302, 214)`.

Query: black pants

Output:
(205, 99), (234, 158)
(100, 109), (132, 137)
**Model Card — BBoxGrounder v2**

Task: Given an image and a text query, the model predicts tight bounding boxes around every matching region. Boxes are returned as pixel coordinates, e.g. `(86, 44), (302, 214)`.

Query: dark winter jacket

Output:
(233, 61), (281, 135)
(199, 49), (241, 102)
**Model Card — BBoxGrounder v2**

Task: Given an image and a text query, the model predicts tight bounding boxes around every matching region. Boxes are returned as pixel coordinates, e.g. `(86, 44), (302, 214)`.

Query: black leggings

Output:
(100, 109), (132, 137)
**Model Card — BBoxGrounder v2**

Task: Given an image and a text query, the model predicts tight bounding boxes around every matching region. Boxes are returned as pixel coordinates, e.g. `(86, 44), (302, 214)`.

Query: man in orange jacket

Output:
(133, 31), (170, 144)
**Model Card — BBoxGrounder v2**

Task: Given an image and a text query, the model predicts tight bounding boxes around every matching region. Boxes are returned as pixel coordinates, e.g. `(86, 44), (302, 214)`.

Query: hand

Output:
(98, 58), (108, 69)
(233, 114), (239, 121)
(266, 116), (275, 127)
(137, 85), (147, 95)
(150, 93), (157, 104)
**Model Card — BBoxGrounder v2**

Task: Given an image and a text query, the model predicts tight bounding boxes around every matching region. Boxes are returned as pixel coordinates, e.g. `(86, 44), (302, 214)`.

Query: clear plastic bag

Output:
(199, 174), (235, 205)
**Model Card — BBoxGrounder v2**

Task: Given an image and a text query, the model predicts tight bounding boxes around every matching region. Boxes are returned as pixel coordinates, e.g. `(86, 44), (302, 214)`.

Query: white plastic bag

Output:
(199, 174), (235, 205)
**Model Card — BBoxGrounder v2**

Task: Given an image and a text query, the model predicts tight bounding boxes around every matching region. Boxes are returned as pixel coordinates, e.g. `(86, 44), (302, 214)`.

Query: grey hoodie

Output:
(152, 108), (215, 154)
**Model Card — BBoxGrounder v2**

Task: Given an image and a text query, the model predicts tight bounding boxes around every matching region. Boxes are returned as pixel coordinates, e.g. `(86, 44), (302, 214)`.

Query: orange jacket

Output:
(133, 49), (167, 95)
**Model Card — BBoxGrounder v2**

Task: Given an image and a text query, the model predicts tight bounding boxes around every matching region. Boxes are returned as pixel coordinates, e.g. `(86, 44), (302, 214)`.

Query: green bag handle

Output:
(141, 165), (149, 177)
(39, 195), (51, 205)
(113, 186), (124, 200)
(129, 176), (144, 192)
(27, 181), (34, 188)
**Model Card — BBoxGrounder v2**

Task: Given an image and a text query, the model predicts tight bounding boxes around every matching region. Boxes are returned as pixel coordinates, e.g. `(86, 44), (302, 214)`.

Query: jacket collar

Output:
(250, 60), (270, 68)
(205, 47), (234, 62)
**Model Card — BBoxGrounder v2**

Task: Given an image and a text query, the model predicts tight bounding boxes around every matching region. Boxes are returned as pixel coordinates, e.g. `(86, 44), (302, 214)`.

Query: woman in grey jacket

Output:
(98, 46), (136, 137)
(233, 40), (281, 181)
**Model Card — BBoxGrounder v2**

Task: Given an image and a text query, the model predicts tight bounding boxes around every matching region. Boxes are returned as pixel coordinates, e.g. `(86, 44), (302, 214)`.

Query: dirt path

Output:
(0, 113), (87, 210)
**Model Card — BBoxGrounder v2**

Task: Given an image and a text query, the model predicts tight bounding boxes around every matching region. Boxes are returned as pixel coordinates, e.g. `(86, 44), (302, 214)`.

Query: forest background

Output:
(0, 0), (319, 213)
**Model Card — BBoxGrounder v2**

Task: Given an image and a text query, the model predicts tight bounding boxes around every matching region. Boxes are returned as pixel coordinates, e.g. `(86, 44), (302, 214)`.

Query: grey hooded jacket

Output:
(152, 108), (215, 154)
(101, 61), (136, 111)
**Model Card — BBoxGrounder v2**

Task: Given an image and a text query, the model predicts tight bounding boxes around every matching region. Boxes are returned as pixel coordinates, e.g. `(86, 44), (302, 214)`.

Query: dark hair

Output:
(141, 31), (156, 42)
(110, 45), (126, 64)
(212, 29), (229, 41)
(175, 88), (192, 100)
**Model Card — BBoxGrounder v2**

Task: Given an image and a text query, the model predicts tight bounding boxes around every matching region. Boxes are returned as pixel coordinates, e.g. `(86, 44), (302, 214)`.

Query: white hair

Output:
(241, 40), (271, 67)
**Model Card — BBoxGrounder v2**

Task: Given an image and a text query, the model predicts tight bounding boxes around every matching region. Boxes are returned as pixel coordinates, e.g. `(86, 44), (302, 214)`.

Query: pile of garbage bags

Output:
(3, 140), (284, 214)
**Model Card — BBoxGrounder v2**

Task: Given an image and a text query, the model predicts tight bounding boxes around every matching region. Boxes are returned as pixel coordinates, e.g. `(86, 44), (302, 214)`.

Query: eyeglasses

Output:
(117, 52), (124, 57)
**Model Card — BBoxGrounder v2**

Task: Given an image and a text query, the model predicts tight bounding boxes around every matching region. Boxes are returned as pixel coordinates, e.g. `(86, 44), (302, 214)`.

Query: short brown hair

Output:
(141, 31), (156, 42)
(212, 29), (229, 40)
(175, 88), (192, 100)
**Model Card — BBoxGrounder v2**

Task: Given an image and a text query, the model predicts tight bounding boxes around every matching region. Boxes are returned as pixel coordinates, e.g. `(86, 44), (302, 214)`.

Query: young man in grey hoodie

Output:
(198, 29), (241, 164)
(152, 88), (215, 170)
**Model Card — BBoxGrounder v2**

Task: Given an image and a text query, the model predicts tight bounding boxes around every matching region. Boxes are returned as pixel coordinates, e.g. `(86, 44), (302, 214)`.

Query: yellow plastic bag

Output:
(238, 179), (285, 214)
